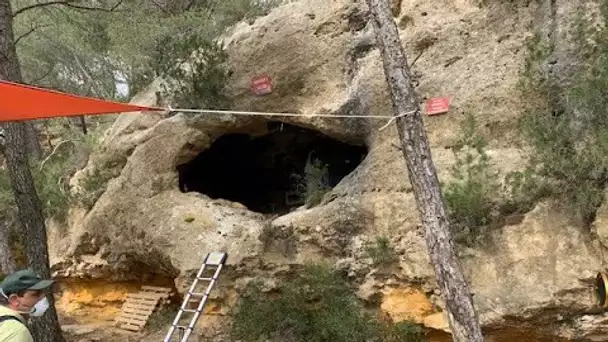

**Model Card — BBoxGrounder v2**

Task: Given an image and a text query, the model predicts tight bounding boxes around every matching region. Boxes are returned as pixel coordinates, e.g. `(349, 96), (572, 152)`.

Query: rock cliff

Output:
(47, 0), (608, 340)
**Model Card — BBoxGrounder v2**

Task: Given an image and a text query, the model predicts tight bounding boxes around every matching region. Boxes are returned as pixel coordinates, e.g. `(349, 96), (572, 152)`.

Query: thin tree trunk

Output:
(0, 219), (15, 274)
(0, 1), (66, 341)
(25, 121), (43, 159)
(365, 1), (484, 341)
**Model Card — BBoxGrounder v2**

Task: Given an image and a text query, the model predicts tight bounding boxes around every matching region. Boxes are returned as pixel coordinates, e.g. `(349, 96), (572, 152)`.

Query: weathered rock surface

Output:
(48, 0), (608, 339)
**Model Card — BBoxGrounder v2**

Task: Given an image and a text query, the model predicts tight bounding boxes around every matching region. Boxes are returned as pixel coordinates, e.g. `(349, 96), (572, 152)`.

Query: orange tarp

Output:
(0, 80), (162, 122)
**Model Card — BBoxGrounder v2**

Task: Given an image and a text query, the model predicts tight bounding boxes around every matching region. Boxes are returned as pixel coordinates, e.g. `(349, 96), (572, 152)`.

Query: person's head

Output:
(0, 269), (54, 318)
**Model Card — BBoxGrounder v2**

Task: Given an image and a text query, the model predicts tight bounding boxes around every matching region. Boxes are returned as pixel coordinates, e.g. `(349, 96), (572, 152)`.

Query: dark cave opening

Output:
(177, 122), (368, 214)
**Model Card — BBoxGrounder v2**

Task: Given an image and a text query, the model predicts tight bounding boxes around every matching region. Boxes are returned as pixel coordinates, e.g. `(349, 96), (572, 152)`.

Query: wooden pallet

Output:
(141, 285), (173, 306)
(114, 286), (174, 332)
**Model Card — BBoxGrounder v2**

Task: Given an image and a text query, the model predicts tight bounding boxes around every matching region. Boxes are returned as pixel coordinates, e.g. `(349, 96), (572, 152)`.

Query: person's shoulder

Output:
(0, 306), (25, 321)
(0, 319), (33, 342)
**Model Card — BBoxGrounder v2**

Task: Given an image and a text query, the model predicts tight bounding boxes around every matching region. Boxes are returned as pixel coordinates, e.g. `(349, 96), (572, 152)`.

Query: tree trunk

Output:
(0, 219), (15, 274)
(365, 1), (485, 341)
(25, 121), (43, 159)
(0, 1), (66, 341)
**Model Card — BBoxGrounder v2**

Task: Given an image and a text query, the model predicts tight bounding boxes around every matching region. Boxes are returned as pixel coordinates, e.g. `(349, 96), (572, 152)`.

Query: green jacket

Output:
(0, 305), (32, 342)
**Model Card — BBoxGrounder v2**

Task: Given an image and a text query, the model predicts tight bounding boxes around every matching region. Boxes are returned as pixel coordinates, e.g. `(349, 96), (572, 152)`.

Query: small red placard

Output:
(425, 97), (450, 116)
(250, 75), (273, 96)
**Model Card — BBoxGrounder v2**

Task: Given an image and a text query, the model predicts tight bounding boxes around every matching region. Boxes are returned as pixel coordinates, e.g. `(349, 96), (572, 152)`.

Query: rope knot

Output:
(378, 109), (415, 131)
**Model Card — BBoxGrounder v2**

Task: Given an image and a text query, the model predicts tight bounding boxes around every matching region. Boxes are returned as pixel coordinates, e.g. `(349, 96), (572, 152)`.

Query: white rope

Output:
(378, 110), (414, 131)
(165, 106), (417, 131)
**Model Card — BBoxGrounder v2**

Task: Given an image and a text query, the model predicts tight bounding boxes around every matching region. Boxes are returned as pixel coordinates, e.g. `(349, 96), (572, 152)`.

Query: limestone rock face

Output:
(48, 0), (608, 339)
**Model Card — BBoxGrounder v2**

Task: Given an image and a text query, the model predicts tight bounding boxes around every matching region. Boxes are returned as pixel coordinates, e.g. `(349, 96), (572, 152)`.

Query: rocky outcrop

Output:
(47, 0), (608, 339)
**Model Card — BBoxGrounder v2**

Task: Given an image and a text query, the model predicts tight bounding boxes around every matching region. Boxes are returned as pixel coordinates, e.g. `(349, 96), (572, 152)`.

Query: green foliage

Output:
(0, 142), (77, 225)
(230, 264), (379, 342)
(366, 237), (397, 266)
(159, 37), (230, 109)
(13, 0), (285, 100)
(443, 114), (500, 239)
(500, 167), (548, 216)
(517, 4), (608, 225)
(6, 0), (285, 220)
(230, 264), (427, 342)
(385, 321), (426, 342)
(33, 154), (72, 223)
(14, 0), (120, 99)
(292, 156), (332, 208)
(0, 153), (72, 227)
(443, 114), (550, 242)
(519, 32), (555, 99)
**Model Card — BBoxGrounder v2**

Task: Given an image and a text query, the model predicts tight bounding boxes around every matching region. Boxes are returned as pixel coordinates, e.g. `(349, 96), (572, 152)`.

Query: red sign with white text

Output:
(425, 97), (450, 116)
(250, 76), (273, 96)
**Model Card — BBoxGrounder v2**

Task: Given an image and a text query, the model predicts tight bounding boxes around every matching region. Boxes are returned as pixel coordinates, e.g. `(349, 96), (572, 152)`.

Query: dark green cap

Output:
(0, 269), (54, 296)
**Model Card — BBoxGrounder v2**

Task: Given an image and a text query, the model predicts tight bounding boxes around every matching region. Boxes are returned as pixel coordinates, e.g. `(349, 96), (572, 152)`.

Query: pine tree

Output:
(0, 1), (65, 341)
(365, 0), (484, 340)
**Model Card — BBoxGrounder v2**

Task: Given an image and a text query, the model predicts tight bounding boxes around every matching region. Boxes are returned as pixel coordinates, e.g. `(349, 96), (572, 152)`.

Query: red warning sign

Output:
(250, 75), (273, 96)
(425, 97), (450, 116)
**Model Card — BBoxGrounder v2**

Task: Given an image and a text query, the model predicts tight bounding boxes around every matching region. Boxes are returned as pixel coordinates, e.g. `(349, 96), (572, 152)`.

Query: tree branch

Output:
(14, 0), (124, 17)
(39, 140), (77, 171)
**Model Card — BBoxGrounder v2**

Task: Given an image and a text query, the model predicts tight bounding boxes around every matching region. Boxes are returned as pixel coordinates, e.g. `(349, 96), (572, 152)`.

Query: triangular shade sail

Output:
(0, 80), (162, 122)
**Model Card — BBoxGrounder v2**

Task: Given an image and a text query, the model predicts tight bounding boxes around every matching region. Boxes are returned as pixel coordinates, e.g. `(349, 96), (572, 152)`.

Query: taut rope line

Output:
(165, 106), (417, 131)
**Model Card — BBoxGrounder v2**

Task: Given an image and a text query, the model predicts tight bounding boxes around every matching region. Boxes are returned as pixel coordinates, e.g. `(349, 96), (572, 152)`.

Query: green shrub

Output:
(230, 263), (427, 342)
(516, 5), (608, 225)
(230, 264), (380, 342)
(366, 237), (398, 266)
(33, 155), (72, 223)
(28, 139), (85, 223)
(385, 321), (426, 342)
(158, 36), (230, 110)
(443, 114), (500, 241)
(443, 113), (553, 242)
(500, 167), (549, 216)
(291, 155), (332, 208)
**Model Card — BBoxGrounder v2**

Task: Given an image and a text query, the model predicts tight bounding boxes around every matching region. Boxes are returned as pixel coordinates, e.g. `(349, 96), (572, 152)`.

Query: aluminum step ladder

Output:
(163, 252), (228, 342)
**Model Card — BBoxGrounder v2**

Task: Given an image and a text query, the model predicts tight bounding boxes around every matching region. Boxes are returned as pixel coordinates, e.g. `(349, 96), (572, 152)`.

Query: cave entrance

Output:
(177, 122), (368, 214)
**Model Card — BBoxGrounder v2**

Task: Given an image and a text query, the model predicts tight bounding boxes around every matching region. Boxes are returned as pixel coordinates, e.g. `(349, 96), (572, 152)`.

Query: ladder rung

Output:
(163, 252), (227, 342)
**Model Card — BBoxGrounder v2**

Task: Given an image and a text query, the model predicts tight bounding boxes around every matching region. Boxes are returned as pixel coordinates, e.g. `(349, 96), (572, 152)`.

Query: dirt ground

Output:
(60, 314), (224, 342)
(61, 323), (585, 342)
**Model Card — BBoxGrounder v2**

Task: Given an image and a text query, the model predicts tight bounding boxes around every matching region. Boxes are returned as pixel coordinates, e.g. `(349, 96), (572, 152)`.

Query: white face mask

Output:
(29, 297), (50, 317)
